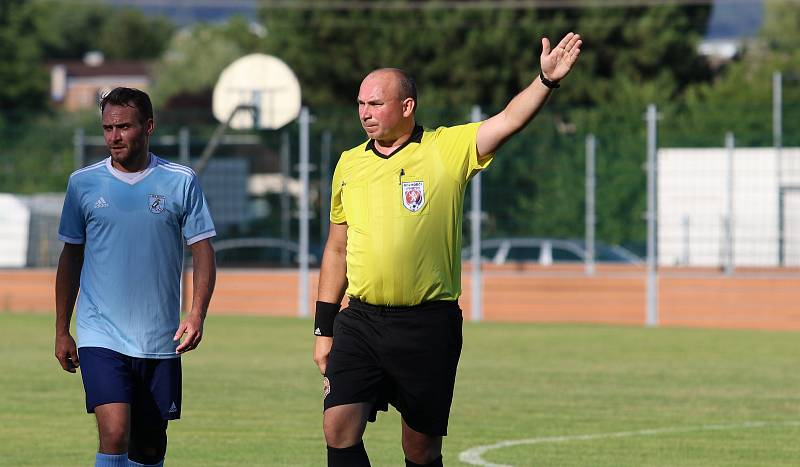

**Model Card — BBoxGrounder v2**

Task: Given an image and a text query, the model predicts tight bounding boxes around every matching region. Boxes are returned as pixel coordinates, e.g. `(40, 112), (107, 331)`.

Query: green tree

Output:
(672, 0), (800, 148)
(97, 8), (174, 60)
(148, 17), (265, 107)
(256, 1), (712, 246)
(0, 0), (49, 115)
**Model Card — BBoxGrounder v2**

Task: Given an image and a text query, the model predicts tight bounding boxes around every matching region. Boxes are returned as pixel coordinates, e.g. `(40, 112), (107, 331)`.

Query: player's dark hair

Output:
(99, 87), (154, 124)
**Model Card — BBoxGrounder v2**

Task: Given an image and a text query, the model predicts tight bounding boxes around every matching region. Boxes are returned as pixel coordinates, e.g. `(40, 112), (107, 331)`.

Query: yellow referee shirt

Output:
(330, 122), (494, 306)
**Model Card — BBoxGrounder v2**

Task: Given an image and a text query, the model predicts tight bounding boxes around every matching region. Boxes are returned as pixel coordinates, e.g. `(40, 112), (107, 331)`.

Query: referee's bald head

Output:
(363, 68), (417, 108)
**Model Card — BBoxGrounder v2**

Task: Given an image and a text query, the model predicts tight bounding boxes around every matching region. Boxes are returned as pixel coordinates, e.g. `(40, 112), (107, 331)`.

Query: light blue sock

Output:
(95, 452), (128, 467)
(128, 459), (164, 467)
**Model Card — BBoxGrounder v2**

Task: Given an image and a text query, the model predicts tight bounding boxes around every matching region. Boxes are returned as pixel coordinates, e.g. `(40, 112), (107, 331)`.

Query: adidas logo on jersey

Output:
(169, 402), (178, 413)
(94, 197), (109, 209)
(314, 327), (322, 336)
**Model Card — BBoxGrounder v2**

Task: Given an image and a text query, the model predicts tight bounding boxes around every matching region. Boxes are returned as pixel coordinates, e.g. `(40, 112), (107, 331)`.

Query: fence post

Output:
(774, 72), (784, 266)
(470, 105), (483, 322)
(179, 127), (190, 165)
(645, 104), (659, 327)
(724, 131), (735, 276)
(281, 132), (291, 265)
(73, 128), (85, 169)
(585, 134), (596, 276)
(320, 131), (332, 244)
(298, 107), (311, 318)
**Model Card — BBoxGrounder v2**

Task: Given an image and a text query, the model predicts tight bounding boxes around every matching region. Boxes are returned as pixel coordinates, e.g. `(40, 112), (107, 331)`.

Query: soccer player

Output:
(54, 87), (216, 467)
(312, 33), (582, 466)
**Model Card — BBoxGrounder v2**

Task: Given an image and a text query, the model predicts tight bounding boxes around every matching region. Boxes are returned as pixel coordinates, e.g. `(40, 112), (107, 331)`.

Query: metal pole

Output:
(298, 107), (311, 318)
(470, 105), (483, 322)
(73, 128), (85, 169)
(681, 215), (690, 266)
(774, 72), (784, 266)
(645, 104), (658, 327)
(178, 127), (190, 165)
(281, 132), (291, 265)
(724, 131), (735, 276)
(585, 133), (596, 276)
(320, 131), (332, 244)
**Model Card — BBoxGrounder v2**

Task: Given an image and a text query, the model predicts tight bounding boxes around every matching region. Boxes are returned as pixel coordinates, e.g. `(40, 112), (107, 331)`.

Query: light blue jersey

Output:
(58, 155), (215, 358)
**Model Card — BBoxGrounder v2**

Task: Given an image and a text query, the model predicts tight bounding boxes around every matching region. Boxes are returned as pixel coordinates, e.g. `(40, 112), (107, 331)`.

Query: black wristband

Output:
(314, 301), (340, 337)
(539, 70), (560, 89)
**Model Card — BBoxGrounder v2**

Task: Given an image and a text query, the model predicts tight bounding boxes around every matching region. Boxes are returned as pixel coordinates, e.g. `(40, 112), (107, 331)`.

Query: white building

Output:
(658, 147), (800, 267)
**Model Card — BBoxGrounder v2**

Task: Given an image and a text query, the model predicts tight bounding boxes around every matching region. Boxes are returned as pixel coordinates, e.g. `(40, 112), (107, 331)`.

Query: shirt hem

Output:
(59, 234), (85, 244)
(186, 230), (216, 245)
(77, 341), (180, 359)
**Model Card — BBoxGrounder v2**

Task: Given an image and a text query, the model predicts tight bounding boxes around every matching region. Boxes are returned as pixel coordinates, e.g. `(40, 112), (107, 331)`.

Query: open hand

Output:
(540, 32), (582, 82)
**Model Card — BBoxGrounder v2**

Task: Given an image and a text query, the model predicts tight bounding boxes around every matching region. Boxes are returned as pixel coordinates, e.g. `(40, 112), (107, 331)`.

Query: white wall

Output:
(0, 194), (31, 267)
(658, 147), (800, 267)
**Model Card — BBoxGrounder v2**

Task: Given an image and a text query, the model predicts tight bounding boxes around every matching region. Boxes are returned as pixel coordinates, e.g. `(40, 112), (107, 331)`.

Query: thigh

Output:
(324, 309), (386, 416)
(323, 402), (372, 448)
(132, 356), (182, 422)
(384, 307), (463, 436)
(78, 347), (135, 413)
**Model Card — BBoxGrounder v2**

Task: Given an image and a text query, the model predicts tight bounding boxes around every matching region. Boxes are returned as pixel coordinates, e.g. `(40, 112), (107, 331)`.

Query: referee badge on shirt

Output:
(401, 181), (425, 212)
(148, 194), (166, 214)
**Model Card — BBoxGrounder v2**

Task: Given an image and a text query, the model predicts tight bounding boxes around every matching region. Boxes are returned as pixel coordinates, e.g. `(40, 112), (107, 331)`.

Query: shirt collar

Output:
(365, 124), (424, 159)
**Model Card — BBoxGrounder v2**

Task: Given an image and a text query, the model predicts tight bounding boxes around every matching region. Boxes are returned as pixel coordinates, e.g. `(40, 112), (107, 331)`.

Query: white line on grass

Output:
(459, 420), (800, 467)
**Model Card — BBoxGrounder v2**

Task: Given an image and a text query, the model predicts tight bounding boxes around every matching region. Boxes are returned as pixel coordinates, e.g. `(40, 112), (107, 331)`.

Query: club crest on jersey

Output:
(148, 194), (166, 214)
(401, 181), (425, 212)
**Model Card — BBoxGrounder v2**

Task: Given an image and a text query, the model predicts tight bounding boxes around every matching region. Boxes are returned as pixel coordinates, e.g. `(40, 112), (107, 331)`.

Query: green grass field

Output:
(1, 312), (798, 466)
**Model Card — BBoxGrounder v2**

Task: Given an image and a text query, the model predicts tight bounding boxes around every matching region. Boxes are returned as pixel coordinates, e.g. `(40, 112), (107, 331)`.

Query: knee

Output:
(402, 434), (441, 465)
(128, 421), (167, 465)
(323, 416), (360, 448)
(324, 409), (369, 448)
(98, 424), (129, 453)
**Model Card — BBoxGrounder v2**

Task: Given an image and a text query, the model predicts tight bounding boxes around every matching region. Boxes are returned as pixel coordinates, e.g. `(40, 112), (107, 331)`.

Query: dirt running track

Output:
(2, 266), (798, 331)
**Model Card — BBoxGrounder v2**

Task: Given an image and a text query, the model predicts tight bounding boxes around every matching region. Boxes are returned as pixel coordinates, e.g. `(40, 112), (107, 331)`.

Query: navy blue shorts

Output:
(78, 347), (182, 421)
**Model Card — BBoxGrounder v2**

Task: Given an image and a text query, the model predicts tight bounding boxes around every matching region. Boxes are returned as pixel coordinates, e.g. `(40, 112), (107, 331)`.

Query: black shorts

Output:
(323, 298), (463, 436)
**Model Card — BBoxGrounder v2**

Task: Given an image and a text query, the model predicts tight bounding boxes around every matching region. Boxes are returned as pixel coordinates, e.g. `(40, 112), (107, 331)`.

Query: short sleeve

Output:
(58, 178), (86, 244)
(435, 122), (494, 183)
(182, 175), (216, 245)
(329, 155), (346, 224)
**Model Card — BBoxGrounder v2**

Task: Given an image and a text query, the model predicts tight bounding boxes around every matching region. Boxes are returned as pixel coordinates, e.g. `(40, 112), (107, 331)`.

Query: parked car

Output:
(461, 237), (643, 265)
(213, 237), (320, 268)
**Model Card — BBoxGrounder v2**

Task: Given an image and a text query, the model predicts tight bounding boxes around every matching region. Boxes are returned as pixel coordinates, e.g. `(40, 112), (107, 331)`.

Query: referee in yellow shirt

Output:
(313, 32), (582, 467)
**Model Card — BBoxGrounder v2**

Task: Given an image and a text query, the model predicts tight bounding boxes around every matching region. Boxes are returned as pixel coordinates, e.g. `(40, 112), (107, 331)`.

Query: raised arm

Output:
(174, 238), (216, 354)
(313, 222), (348, 375)
(55, 242), (84, 373)
(477, 32), (582, 158)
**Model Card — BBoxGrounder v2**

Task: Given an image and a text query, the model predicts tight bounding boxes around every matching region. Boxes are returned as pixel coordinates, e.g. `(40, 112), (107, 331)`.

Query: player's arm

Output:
(175, 238), (216, 354)
(55, 242), (84, 373)
(476, 32), (582, 158)
(313, 222), (348, 375)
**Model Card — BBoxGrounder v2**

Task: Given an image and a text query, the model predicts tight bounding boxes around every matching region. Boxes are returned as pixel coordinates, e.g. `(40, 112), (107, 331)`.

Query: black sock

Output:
(328, 441), (371, 467)
(406, 455), (443, 467)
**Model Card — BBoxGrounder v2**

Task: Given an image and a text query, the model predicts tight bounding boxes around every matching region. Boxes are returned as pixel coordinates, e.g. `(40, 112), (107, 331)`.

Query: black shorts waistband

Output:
(347, 297), (459, 313)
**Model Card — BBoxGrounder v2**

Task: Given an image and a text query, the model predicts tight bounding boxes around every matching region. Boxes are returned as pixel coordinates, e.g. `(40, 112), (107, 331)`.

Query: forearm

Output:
(501, 76), (553, 132)
(317, 249), (347, 305)
(189, 240), (216, 319)
(476, 75), (553, 157)
(55, 245), (83, 335)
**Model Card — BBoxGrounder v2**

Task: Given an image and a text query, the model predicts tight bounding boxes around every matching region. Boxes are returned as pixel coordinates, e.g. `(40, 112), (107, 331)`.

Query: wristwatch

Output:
(539, 71), (560, 89)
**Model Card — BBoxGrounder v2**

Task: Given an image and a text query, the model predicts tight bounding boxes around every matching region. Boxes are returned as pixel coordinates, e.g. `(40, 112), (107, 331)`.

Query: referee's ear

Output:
(402, 97), (415, 117)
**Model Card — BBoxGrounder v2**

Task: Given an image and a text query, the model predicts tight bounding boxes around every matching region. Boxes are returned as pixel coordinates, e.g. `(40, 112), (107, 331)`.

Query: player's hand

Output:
(313, 336), (333, 375)
(174, 312), (204, 354)
(55, 332), (79, 373)
(540, 32), (582, 83)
